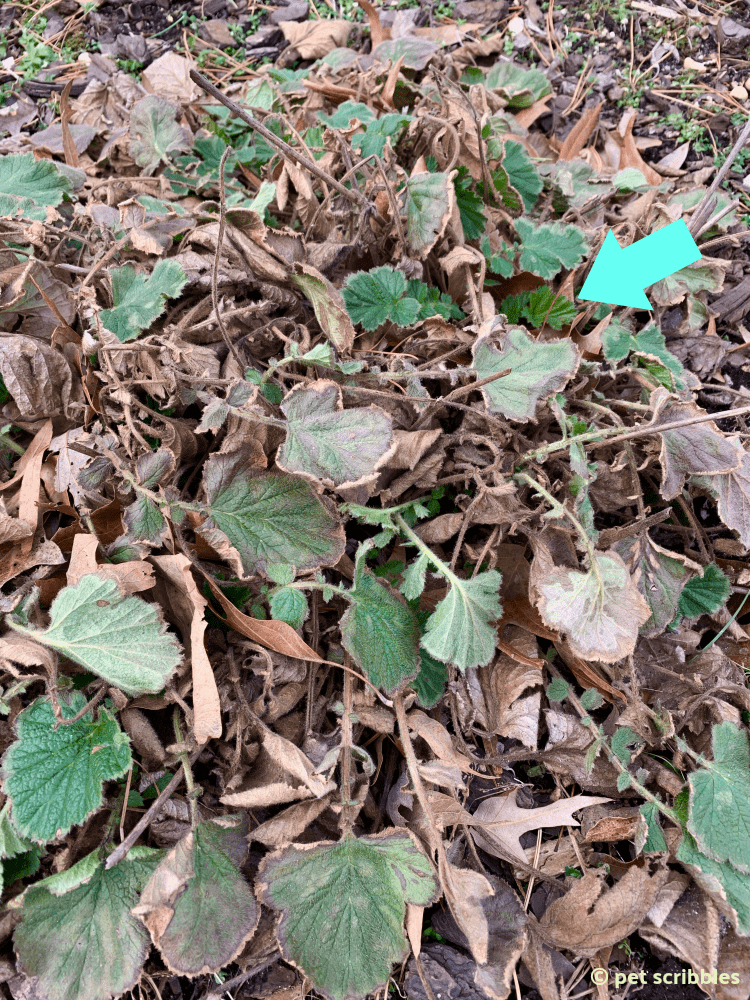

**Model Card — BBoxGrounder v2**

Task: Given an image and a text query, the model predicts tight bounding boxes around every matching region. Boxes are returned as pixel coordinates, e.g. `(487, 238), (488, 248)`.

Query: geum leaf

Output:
(342, 266), (420, 331)
(0, 153), (71, 219)
(420, 570), (503, 672)
(531, 547), (651, 663)
(2, 692), (131, 843)
(678, 563), (730, 618)
(340, 546), (421, 696)
(198, 447), (345, 579)
(129, 95), (193, 175)
(291, 263), (355, 354)
(471, 788), (610, 865)
(100, 258), (188, 342)
(687, 722), (750, 874)
(514, 217), (587, 279)
(404, 170), (455, 259)
(692, 451), (750, 547)
(613, 534), (699, 636)
(276, 380), (394, 487)
(13, 846), (163, 1000)
(257, 830), (439, 1000)
(132, 815), (258, 976)
(7, 573), (181, 695)
(473, 325), (579, 421)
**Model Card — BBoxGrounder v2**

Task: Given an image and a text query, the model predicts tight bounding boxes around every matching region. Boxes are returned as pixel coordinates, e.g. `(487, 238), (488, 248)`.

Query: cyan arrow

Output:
(578, 218), (702, 309)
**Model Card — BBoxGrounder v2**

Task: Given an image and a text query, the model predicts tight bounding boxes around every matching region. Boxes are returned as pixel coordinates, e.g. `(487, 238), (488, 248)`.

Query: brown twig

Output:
(212, 145), (244, 368)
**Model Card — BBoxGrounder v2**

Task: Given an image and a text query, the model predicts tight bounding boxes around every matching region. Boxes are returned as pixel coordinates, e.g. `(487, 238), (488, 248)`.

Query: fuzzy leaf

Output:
(13, 847), (163, 1000)
(7, 574), (181, 695)
(269, 587), (309, 630)
(502, 139), (543, 211)
(277, 381), (393, 487)
(129, 95), (193, 175)
(123, 494), (170, 546)
(199, 448), (345, 579)
(411, 648), (447, 709)
(291, 264), (356, 354)
(678, 563), (731, 618)
(341, 551), (420, 695)
(420, 570), (502, 671)
(501, 287), (577, 331)
(135, 447), (175, 488)
(677, 823), (750, 935)
(486, 60), (552, 108)
(404, 171), (454, 259)
(473, 326), (579, 421)
(533, 550), (651, 663)
(491, 162), (523, 213)
(0, 153), (71, 219)
(133, 816), (258, 976)
(514, 218), (587, 280)
(639, 802), (668, 853)
(453, 167), (486, 239)
(100, 259), (188, 342)
(546, 678), (570, 702)
(687, 722), (750, 873)
(2, 693), (131, 843)
(257, 831), (439, 1000)
(342, 267), (420, 331)
(400, 551), (430, 601)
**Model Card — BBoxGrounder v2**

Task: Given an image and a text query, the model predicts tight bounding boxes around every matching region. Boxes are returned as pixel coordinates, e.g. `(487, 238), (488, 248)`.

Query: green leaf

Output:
(317, 100), (377, 130)
(135, 447), (175, 488)
(2, 845), (42, 887)
(257, 831), (439, 1000)
(420, 570), (502, 672)
(580, 687), (604, 711)
(452, 167), (486, 239)
(0, 153), (71, 219)
(611, 726), (642, 765)
(514, 218), (588, 280)
(480, 234), (514, 278)
(7, 574), (182, 696)
(533, 550), (651, 663)
(473, 325), (579, 421)
(546, 678), (570, 703)
(269, 587), (309, 630)
(616, 771), (631, 792)
(342, 267), (420, 331)
(491, 162), (523, 213)
(0, 800), (35, 859)
(485, 60), (552, 108)
(341, 548), (420, 695)
(411, 633), (447, 709)
(502, 140), (542, 211)
(200, 448), (345, 579)
(100, 259), (188, 342)
(129, 95), (193, 175)
(405, 279), (463, 322)
(2, 693), (131, 843)
(277, 381), (393, 487)
(501, 287), (577, 331)
(676, 818), (750, 935)
(400, 551), (430, 601)
(602, 322), (686, 390)
(640, 802), (668, 853)
(687, 722), (750, 873)
(13, 847), (163, 1000)
(133, 815), (258, 976)
(678, 563), (731, 618)
(404, 172), (454, 259)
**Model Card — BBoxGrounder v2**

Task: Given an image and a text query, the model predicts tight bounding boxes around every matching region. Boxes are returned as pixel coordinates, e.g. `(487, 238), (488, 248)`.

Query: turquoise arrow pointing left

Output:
(578, 218), (702, 309)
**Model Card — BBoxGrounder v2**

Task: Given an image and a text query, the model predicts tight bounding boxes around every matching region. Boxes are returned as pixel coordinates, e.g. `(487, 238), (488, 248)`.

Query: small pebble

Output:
(730, 84), (749, 100)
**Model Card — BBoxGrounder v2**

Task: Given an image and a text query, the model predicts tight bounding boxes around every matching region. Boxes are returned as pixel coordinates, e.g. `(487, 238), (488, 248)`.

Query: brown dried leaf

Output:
(248, 798), (330, 847)
(279, 20), (352, 59)
(558, 101), (604, 162)
(539, 865), (669, 957)
(439, 859), (494, 965)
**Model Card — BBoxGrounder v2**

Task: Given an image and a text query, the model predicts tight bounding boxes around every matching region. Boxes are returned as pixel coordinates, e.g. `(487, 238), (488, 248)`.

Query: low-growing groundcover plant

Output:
(3, 12), (750, 1000)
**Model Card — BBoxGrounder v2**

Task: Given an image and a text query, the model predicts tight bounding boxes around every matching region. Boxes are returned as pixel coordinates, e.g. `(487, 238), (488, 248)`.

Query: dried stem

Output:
(212, 145), (244, 369)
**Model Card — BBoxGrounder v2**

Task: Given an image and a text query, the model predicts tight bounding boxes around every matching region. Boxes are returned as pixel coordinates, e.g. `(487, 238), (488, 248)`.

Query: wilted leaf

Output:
(123, 494), (170, 547)
(129, 95), (192, 175)
(341, 547), (420, 695)
(651, 393), (744, 501)
(472, 788), (610, 865)
(257, 831), (439, 1000)
(538, 866), (668, 957)
(473, 325), (579, 421)
(13, 847), (162, 1000)
(688, 722), (750, 874)
(486, 60), (552, 108)
(404, 171), (455, 259)
(100, 259), (188, 342)
(613, 535), (699, 636)
(291, 264), (355, 354)
(693, 452), (750, 547)
(531, 547), (651, 662)
(420, 570), (502, 672)
(514, 218), (587, 280)
(277, 380), (394, 487)
(7, 574), (182, 695)
(133, 815), (258, 976)
(677, 816), (750, 935)
(199, 449), (345, 578)
(2, 693), (131, 843)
